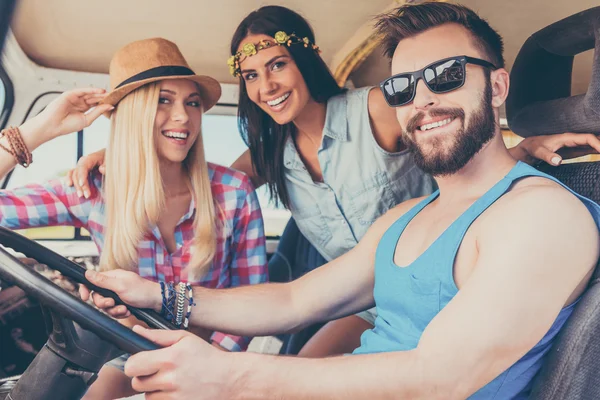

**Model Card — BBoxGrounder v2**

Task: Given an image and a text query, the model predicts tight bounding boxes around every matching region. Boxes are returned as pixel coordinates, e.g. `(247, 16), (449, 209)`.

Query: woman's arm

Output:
(0, 177), (97, 230)
(367, 88), (404, 153)
(230, 149), (266, 189)
(508, 132), (600, 165)
(0, 88), (111, 179)
(0, 88), (111, 230)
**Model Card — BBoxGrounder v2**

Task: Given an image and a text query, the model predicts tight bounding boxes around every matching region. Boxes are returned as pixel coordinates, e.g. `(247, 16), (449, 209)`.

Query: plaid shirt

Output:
(0, 162), (268, 352)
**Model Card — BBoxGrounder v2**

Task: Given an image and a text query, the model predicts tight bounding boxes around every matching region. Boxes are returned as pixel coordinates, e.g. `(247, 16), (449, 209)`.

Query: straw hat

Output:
(102, 38), (221, 110)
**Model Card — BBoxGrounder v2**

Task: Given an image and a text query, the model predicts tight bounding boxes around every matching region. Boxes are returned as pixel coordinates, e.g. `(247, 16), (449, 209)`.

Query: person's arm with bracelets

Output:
(0, 88), (112, 179)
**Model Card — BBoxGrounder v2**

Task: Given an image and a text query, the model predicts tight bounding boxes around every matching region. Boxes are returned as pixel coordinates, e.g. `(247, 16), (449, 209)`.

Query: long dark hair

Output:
(231, 5), (343, 208)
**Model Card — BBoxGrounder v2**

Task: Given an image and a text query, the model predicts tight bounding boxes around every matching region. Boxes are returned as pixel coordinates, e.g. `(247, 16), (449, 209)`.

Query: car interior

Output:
(0, 1), (599, 399)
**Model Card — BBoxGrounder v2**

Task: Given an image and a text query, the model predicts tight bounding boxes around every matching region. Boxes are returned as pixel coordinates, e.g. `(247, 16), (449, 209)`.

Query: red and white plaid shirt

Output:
(0, 162), (268, 351)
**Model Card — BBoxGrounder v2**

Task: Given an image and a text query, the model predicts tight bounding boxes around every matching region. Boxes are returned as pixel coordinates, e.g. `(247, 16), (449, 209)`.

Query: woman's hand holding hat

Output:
(4, 88), (113, 176)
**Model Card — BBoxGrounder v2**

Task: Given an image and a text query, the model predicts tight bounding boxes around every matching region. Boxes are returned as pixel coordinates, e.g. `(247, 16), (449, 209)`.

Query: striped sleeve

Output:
(0, 178), (95, 230)
(211, 175), (268, 351)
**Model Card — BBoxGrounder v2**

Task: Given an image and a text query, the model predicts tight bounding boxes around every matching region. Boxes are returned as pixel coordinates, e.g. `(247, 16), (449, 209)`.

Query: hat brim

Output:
(101, 74), (222, 111)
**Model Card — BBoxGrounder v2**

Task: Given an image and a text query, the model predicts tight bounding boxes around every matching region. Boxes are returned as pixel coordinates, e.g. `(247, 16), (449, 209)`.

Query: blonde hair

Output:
(99, 82), (218, 280)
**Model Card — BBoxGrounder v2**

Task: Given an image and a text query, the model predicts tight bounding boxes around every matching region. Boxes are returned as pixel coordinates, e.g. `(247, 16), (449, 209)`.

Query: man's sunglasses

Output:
(379, 55), (497, 107)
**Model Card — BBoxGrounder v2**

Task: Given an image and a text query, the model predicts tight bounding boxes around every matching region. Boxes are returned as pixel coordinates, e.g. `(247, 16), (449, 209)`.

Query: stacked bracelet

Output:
(160, 282), (177, 323)
(175, 282), (186, 327)
(160, 281), (167, 316)
(159, 280), (195, 329)
(0, 127), (32, 167)
(184, 285), (195, 329)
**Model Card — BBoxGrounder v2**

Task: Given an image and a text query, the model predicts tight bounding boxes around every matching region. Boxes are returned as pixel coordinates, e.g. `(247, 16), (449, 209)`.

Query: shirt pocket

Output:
(405, 273), (442, 332)
(291, 203), (332, 247)
(346, 172), (396, 226)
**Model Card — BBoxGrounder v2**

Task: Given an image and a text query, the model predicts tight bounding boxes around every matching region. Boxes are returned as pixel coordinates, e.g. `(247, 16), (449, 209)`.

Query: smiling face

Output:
(392, 24), (501, 176)
(153, 79), (203, 163)
(238, 34), (312, 125)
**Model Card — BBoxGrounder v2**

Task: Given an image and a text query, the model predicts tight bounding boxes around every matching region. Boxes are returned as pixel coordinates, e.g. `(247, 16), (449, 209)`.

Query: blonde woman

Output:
(0, 38), (267, 399)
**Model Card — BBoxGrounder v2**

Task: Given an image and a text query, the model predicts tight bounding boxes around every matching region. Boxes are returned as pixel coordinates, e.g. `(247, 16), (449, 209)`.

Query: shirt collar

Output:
(149, 196), (195, 242)
(181, 196), (196, 223)
(322, 92), (348, 142)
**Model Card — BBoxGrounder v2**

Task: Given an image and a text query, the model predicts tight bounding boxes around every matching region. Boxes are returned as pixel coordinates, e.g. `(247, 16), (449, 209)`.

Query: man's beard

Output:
(403, 81), (496, 177)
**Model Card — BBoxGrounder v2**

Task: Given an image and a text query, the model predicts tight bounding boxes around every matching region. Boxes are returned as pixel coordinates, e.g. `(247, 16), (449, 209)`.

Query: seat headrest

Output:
(506, 6), (600, 137)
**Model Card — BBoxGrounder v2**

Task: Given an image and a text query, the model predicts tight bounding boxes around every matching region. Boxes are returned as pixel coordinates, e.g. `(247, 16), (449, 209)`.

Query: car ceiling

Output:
(9, 0), (598, 94)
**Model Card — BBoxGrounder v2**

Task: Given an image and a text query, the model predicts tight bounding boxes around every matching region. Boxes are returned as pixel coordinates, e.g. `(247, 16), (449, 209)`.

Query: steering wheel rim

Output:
(0, 226), (166, 354)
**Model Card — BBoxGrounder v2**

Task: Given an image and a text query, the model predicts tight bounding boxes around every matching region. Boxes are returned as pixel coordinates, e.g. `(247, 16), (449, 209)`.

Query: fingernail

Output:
(84, 190), (90, 199)
(77, 190), (83, 198)
(551, 156), (562, 165)
(87, 270), (97, 279)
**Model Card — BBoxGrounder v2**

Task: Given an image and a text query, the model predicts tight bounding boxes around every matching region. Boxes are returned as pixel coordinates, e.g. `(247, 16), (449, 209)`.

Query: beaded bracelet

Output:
(159, 281), (195, 329)
(184, 284), (195, 329)
(175, 282), (186, 327)
(0, 127), (32, 167)
(160, 281), (177, 323)
(160, 281), (167, 316)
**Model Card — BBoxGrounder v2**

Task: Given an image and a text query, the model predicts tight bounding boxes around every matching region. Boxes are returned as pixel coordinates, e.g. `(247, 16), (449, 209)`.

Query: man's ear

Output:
(490, 68), (510, 108)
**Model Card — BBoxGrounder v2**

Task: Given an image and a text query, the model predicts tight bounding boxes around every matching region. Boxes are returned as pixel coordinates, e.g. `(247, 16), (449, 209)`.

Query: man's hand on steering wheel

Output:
(79, 269), (162, 318)
(125, 326), (236, 400)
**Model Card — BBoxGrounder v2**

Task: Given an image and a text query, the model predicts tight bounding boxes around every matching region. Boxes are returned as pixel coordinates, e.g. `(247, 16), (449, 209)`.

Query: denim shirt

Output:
(284, 87), (437, 261)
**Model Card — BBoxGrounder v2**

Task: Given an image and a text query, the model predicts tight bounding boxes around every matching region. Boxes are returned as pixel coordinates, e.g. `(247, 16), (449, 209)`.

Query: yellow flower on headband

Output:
(274, 31), (289, 44)
(243, 43), (257, 56)
(227, 31), (320, 77)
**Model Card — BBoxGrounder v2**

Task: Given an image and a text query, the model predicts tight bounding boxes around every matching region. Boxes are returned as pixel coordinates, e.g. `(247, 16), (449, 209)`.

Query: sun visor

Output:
(506, 6), (600, 137)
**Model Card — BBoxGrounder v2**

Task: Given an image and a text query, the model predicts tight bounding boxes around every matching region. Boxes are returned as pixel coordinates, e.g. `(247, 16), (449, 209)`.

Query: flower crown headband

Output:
(227, 31), (320, 77)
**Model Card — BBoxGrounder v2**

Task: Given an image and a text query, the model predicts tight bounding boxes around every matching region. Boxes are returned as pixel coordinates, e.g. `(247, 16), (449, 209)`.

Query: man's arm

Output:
(226, 184), (599, 399)
(86, 227), (375, 336)
(84, 201), (418, 336)
(176, 205), (409, 335)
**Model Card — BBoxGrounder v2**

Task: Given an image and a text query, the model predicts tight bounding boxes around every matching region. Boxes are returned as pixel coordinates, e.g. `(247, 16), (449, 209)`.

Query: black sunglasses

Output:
(379, 55), (497, 107)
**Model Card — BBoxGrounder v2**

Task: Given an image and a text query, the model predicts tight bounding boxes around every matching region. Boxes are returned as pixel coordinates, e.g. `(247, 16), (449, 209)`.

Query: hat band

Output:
(115, 65), (195, 89)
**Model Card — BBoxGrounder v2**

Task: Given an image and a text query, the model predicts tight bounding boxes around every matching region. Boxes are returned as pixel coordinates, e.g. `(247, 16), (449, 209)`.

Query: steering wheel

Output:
(0, 226), (176, 355)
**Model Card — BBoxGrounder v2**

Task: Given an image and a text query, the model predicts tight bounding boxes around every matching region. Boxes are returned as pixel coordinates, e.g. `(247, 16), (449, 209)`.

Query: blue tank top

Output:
(353, 161), (600, 399)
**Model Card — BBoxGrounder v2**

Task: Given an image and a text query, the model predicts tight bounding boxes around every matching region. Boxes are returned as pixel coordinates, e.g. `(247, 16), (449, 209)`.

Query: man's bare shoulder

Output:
(475, 175), (600, 304)
(493, 176), (594, 224)
(482, 175), (599, 264)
